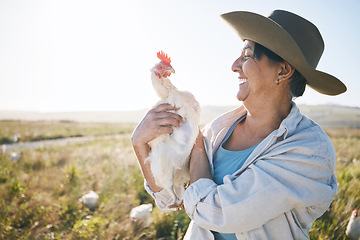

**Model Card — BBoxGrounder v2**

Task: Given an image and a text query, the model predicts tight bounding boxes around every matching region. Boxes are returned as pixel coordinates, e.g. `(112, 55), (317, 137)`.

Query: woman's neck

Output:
(242, 98), (291, 139)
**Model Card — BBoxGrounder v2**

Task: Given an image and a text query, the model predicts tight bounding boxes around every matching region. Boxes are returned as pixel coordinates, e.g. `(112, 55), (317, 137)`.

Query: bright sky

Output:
(0, 0), (359, 112)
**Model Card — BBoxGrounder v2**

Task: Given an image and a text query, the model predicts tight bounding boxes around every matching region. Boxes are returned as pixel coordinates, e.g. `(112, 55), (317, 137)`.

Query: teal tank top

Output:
(212, 116), (259, 240)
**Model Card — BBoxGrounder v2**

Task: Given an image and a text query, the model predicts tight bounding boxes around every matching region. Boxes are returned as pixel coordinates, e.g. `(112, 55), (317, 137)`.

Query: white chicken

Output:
(10, 151), (23, 162)
(130, 203), (153, 222)
(79, 190), (99, 211)
(145, 51), (200, 207)
(346, 208), (360, 240)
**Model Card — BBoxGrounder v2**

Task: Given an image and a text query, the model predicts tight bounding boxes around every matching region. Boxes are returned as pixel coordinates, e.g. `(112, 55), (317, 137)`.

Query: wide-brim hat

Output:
(221, 10), (346, 95)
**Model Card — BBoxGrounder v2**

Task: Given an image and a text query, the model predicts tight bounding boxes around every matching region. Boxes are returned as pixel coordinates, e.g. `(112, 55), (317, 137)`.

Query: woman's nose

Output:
(232, 57), (242, 73)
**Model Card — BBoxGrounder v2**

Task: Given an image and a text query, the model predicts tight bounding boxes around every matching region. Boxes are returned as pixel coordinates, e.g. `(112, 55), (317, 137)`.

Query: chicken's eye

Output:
(159, 66), (163, 69)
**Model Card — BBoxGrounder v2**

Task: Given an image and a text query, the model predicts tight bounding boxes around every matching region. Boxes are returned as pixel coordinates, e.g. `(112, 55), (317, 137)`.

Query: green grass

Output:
(0, 128), (189, 239)
(0, 122), (359, 239)
(0, 120), (136, 144)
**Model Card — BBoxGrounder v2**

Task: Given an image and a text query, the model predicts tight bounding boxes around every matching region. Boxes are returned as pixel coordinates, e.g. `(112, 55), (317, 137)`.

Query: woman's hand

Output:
(131, 103), (184, 148)
(189, 131), (213, 184)
(131, 103), (184, 192)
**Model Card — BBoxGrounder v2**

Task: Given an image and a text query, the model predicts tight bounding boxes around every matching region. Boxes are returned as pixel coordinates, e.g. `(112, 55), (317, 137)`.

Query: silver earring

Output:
(276, 79), (280, 85)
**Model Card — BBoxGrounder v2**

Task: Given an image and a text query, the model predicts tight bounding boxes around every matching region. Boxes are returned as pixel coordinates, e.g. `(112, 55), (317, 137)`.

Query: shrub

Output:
(72, 216), (107, 239)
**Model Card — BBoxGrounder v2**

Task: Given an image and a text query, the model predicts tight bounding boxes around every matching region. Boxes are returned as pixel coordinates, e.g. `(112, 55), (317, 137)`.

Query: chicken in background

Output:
(130, 203), (153, 223)
(79, 190), (99, 211)
(346, 208), (360, 240)
(10, 151), (23, 162)
(145, 51), (200, 207)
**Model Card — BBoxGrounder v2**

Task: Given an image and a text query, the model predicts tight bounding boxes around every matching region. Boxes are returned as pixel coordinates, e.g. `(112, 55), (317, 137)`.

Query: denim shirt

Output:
(145, 102), (337, 240)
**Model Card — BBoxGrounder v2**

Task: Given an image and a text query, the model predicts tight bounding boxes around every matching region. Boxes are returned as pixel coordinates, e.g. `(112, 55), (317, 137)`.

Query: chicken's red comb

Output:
(157, 51), (171, 64)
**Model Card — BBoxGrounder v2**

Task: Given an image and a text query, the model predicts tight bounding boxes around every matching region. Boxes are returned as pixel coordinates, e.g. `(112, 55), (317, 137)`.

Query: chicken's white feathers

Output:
(79, 190), (99, 210)
(146, 55), (200, 207)
(10, 151), (23, 162)
(346, 209), (360, 240)
(130, 203), (153, 222)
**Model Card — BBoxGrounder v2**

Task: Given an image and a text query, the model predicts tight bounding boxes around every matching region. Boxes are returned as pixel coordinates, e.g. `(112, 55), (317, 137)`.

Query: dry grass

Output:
(0, 128), (189, 239)
(1, 122), (359, 239)
(0, 120), (136, 144)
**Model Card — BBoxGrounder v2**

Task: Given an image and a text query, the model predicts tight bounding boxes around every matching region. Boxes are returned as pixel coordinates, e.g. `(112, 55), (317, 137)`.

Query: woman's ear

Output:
(278, 62), (295, 82)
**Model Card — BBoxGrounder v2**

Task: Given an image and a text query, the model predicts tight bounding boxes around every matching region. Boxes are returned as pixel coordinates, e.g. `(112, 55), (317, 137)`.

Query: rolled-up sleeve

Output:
(184, 178), (218, 218)
(144, 181), (174, 210)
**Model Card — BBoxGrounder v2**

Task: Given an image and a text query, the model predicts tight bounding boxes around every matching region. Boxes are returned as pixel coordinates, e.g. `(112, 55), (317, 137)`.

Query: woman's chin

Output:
(236, 91), (248, 102)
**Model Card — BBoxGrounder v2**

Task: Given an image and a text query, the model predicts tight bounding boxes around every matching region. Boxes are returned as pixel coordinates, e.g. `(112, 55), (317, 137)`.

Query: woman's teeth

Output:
(239, 78), (247, 84)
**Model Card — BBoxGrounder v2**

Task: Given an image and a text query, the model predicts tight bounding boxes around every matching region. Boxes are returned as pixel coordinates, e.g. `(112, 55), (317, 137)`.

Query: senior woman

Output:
(131, 10), (346, 239)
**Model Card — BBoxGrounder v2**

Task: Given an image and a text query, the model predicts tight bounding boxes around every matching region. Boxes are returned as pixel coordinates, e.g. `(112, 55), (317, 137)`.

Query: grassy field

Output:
(309, 128), (360, 240)
(0, 120), (136, 144)
(0, 121), (359, 239)
(0, 121), (189, 239)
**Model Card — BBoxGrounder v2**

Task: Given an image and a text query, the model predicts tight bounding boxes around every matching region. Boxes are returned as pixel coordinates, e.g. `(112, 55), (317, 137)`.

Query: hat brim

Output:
(221, 11), (346, 95)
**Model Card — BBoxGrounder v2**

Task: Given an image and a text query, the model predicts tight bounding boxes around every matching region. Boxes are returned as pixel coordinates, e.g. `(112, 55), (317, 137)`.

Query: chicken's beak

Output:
(168, 66), (175, 74)
(162, 66), (175, 78)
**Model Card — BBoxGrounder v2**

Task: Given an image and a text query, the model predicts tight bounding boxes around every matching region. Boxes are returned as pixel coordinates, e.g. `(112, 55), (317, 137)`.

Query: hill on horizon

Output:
(1, 104), (359, 129)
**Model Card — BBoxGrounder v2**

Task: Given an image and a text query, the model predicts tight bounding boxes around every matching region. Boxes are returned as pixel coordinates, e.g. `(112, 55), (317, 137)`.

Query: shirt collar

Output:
(275, 102), (302, 140)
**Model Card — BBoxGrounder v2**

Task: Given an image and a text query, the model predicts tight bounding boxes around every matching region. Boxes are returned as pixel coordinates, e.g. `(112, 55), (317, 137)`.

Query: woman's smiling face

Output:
(231, 40), (282, 104)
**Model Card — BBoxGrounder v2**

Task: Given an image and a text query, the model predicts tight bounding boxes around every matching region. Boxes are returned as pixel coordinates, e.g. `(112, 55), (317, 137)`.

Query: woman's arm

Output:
(189, 131), (213, 184)
(131, 103), (184, 192)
